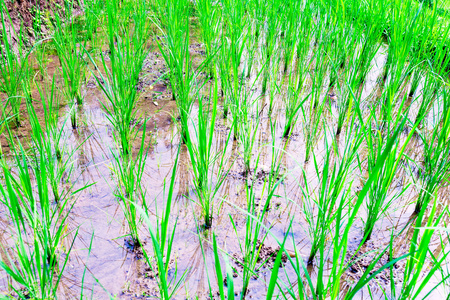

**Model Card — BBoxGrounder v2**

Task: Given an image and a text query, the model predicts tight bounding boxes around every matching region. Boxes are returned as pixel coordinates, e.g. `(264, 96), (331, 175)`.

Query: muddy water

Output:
(0, 39), (448, 300)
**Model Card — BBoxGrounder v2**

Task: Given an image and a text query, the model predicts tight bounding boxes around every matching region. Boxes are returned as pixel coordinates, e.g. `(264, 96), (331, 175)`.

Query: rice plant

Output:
(2, 0), (450, 298)
(185, 81), (232, 228)
(153, 0), (194, 144)
(111, 125), (147, 247)
(363, 106), (415, 241)
(229, 166), (285, 297)
(138, 150), (186, 299)
(301, 120), (364, 264)
(414, 89), (450, 213)
(0, 138), (87, 299)
(87, 0), (150, 156)
(53, 6), (88, 129)
(0, 2), (31, 126)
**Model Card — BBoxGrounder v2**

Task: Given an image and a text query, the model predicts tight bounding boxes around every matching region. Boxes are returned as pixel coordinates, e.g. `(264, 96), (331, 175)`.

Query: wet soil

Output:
(4, 0), (81, 50)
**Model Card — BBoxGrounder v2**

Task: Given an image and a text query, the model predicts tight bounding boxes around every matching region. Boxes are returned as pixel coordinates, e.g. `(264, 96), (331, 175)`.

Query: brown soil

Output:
(4, 0), (81, 49)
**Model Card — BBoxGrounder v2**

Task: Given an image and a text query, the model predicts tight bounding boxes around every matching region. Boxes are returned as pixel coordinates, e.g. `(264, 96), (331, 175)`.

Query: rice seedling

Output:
(414, 89), (450, 213)
(87, 0), (150, 156)
(363, 106), (415, 241)
(110, 125), (147, 246)
(52, 5), (88, 129)
(185, 81), (232, 228)
(137, 150), (187, 299)
(2, 0), (450, 298)
(153, 0), (195, 144)
(0, 135), (88, 299)
(229, 168), (285, 297)
(196, 0), (221, 78)
(301, 120), (365, 264)
(0, 1), (32, 126)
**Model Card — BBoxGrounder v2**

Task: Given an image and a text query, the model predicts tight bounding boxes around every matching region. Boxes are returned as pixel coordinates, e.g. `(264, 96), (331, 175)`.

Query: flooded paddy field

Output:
(0, 0), (450, 299)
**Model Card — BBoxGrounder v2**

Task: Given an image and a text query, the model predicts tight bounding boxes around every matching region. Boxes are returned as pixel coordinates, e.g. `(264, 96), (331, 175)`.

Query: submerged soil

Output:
(0, 14), (449, 300)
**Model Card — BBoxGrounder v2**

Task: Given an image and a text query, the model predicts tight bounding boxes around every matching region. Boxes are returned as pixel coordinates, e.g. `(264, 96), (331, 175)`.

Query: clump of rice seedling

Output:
(219, 0), (248, 117)
(260, 0), (281, 94)
(185, 81), (232, 228)
(82, 0), (103, 43)
(229, 168), (284, 297)
(397, 200), (450, 299)
(53, 5), (88, 129)
(0, 135), (88, 299)
(413, 89), (450, 213)
(235, 91), (260, 177)
(363, 109), (414, 241)
(111, 124), (148, 247)
(35, 75), (65, 161)
(153, 0), (195, 144)
(0, 2), (32, 126)
(196, 0), (221, 78)
(25, 87), (76, 204)
(309, 43), (329, 109)
(88, 0), (150, 156)
(137, 150), (187, 299)
(301, 121), (364, 264)
(279, 1), (300, 75)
